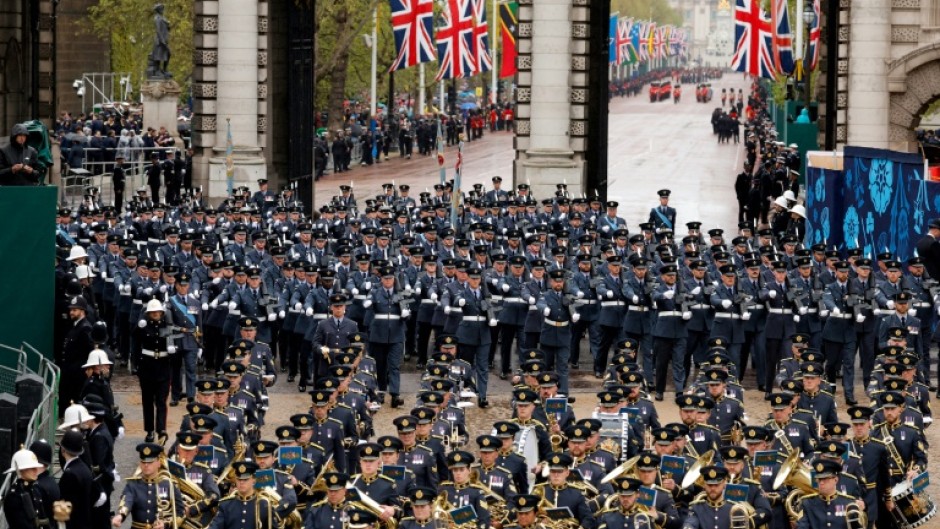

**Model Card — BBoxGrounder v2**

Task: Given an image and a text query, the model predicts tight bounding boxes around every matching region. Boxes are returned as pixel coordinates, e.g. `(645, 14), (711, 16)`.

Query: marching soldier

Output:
(456, 266), (496, 407)
(623, 258), (655, 384)
(112, 443), (184, 529)
(599, 477), (654, 529)
(135, 298), (175, 444)
(206, 461), (279, 529)
(537, 269), (576, 395)
(651, 263), (688, 399)
(595, 256), (629, 378)
(303, 472), (348, 529)
(649, 190), (677, 238)
(440, 451), (493, 529)
(366, 266), (408, 408)
(796, 460), (864, 529)
(171, 431), (221, 526)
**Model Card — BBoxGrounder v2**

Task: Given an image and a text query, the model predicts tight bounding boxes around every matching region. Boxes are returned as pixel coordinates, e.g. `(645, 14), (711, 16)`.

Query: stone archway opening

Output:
(888, 43), (940, 151)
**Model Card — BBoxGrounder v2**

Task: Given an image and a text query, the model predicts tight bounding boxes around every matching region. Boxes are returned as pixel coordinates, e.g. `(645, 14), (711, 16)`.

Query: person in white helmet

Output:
(136, 298), (176, 444)
(3, 448), (54, 529)
(788, 204), (807, 241)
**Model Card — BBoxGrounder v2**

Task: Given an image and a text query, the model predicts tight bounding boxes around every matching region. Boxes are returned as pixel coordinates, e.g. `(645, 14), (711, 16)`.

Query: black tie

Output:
(901, 317), (907, 327)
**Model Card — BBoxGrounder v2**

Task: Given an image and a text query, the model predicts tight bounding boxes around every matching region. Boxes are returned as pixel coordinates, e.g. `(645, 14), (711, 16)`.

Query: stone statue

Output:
(147, 3), (172, 79)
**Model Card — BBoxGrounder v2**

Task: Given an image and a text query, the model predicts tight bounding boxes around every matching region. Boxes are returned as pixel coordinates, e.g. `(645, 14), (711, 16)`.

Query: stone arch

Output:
(887, 42), (940, 146)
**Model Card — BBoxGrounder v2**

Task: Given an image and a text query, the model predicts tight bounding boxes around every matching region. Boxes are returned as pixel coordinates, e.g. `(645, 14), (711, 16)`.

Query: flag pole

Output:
(419, 63), (426, 115)
(370, 7), (378, 117)
(491, 0), (499, 106)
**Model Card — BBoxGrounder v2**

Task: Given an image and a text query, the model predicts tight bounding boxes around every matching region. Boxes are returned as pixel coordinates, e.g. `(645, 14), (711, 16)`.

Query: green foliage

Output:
(86, 0), (194, 99)
(611, 0), (683, 26)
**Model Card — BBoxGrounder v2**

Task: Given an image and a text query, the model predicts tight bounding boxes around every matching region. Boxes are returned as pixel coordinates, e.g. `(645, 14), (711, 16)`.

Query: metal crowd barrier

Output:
(0, 343), (60, 529)
(58, 145), (178, 207)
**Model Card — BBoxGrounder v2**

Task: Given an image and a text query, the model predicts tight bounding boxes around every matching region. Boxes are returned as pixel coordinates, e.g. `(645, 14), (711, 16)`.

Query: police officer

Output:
(112, 443), (184, 529)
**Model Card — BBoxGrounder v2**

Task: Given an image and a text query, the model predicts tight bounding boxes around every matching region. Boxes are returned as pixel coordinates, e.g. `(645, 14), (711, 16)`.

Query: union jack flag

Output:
(469, 0), (493, 73)
(669, 27), (684, 56)
(654, 26), (667, 59)
(617, 17), (638, 64)
(770, 0), (795, 75)
(639, 22), (654, 62)
(390, 0), (436, 72)
(436, 0), (477, 80)
(807, 0), (821, 70)
(730, 0), (776, 79)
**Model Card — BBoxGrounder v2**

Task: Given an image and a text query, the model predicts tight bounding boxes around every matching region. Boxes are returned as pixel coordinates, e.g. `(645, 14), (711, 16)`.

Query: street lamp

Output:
(801, 1), (815, 114)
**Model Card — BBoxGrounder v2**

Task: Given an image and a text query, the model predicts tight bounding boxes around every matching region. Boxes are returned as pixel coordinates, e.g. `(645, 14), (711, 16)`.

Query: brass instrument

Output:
(310, 455), (337, 494)
(644, 428), (652, 450)
(773, 452), (814, 521)
(432, 491), (456, 529)
(469, 468), (508, 525)
(600, 455), (640, 484)
(156, 470), (180, 529)
(348, 487), (398, 529)
(881, 425), (908, 476)
(729, 501), (756, 529)
(845, 502), (868, 529)
(216, 435), (247, 486)
(257, 486), (303, 529)
(773, 426), (794, 456)
(684, 435), (699, 459)
(680, 450), (714, 490)
(634, 511), (653, 529)
(547, 411), (565, 453)
(729, 423), (743, 445)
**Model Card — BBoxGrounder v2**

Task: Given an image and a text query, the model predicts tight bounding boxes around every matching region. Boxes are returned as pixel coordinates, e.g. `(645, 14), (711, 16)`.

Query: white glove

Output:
(363, 300), (373, 308)
(768, 289), (777, 299)
(572, 312), (581, 323)
(887, 300), (896, 310)
(144, 287), (153, 295)
(528, 296), (536, 305)
(663, 289), (674, 299)
(281, 226), (289, 232)
(159, 284), (168, 293)
(167, 345), (177, 354)
(228, 301), (238, 310)
(305, 307), (314, 316)
(576, 291), (585, 299)
(402, 309), (412, 318)
(543, 307), (551, 317)
(489, 318), (497, 326)
(458, 298), (466, 307)
(491, 278), (499, 286)
(112, 468), (121, 482)
(121, 284), (130, 294)
(212, 277), (221, 284)
(202, 303), (209, 311)
(321, 347), (330, 355)
(137, 319), (147, 328)
(910, 308), (918, 317)
(721, 299), (732, 309)
(352, 288), (359, 295)
(445, 305), (452, 314)
(268, 313), (277, 321)
(632, 295), (640, 304)
(798, 306), (808, 315)
(607, 290), (614, 299)
(210, 299), (219, 309)
(95, 491), (107, 508)
(294, 302), (303, 310)
(404, 284), (413, 294)
(820, 310), (829, 318)
(430, 292), (439, 301)
(794, 315), (801, 323)
(415, 286), (422, 295)
(364, 282), (373, 291)
(856, 313), (866, 323)
(831, 307), (841, 316)
(117, 427), (125, 441)
(197, 349), (203, 360)
(682, 311), (692, 320)
(742, 312), (751, 321)
(279, 310), (286, 319)
(602, 225), (610, 232)
(501, 283), (510, 293)
(691, 286), (701, 295)
(101, 269), (108, 279)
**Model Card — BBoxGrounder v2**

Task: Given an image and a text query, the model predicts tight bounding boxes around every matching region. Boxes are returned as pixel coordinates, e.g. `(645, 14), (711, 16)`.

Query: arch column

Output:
(847, 0), (890, 148)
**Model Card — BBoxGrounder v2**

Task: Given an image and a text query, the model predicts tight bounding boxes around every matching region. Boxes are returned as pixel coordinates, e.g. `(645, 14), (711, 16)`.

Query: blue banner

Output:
(806, 147), (937, 261)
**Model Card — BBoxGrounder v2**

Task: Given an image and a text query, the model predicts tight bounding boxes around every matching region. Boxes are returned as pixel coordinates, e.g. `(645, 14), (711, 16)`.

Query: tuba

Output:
(256, 486), (303, 529)
(680, 450), (715, 490)
(469, 468), (508, 525)
(773, 452), (814, 521)
(600, 455), (640, 484)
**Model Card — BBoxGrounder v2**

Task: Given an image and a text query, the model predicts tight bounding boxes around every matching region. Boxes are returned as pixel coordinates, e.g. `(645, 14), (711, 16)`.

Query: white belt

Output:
(449, 307), (463, 314)
(714, 313), (740, 319)
(528, 306), (538, 311)
(545, 319), (570, 327)
(353, 295), (368, 301)
(105, 278), (115, 283)
(749, 305), (765, 310)
(601, 301), (624, 307)
(463, 316), (487, 322)
(147, 238), (161, 244)
(121, 292), (132, 297)
(689, 304), (709, 310)
(133, 299), (143, 305)
(830, 313), (853, 319)
(914, 302), (930, 308)
(490, 295), (504, 302)
(874, 309), (892, 316)
(141, 349), (171, 359)
(628, 306), (649, 312)
(421, 299), (436, 304)
(503, 297), (525, 303)
(229, 309), (241, 316)
(658, 311), (682, 317)
(289, 308), (301, 313)
(768, 308), (792, 314)
(312, 314), (328, 320)
(578, 300), (597, 305)
(373, 314), (401, 320)
(804, 308), (818, 314)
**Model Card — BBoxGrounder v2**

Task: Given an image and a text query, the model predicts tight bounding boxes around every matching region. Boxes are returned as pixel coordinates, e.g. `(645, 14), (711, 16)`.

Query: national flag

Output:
(389, 0), (436, 72)
(770, 0), (795, 75)
(436, 0), (477, 80)
(469, 0), (493, 73)
(730, 0), (776, 79)
(669, 27), (682, 56)
(498, 1), (518, 78)
(609, 14), (618, 65)
(654, 26), (667, 59)
(617, 17), (638, 64)
(639, 22), (652, 62)
(630, 22), (641, 62)
(807, 0), (821, 71)
(647, 22), (656, 60)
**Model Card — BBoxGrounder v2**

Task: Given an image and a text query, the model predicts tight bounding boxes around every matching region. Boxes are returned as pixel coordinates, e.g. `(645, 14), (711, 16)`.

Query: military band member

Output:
(675, 395), (721, 458)
(701, 369), (744, 445)
(872, 391), (927, 485)
(511, 389), (552, 460)
(171, 431), (221, 525)
(303, 472), (348, 529)
(796, 460), (863, 529)
(631, 452), (682, 529)
(398, 487), (439, 529)
(493, 421), (530, 494)
(377, 435), (417, 497)
(475, 434), (517, 508)
(765, 393), (815, 458)
(438, 451), (493, 529)
(207, 461), (279, 529)
(308, 390), (347, 473)
(681, 466), (737, 529)
(350, 443), (400, 520)
(394, 415), (438, 490)
(718, 446), (773, 527)
(741, 426), (789, 529)
(599, 477), (654, 529)
(112, 443), (184, 529)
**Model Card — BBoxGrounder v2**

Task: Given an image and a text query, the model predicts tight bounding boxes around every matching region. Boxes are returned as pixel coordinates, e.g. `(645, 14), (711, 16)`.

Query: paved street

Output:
(105, 74), (940, 507)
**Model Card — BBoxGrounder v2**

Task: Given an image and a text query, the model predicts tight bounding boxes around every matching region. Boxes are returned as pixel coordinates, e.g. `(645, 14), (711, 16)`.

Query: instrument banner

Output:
(724, 483), (749, 503)
(637, 486), (657, 508)
(254, 469), (276, 489)
(913, 471), (930, 494)
(278, 446), (303, 467)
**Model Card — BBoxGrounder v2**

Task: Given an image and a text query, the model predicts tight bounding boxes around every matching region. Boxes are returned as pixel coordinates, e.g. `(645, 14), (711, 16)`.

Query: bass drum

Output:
(513, 427), (539, 493)
(890, 481), (937, 529)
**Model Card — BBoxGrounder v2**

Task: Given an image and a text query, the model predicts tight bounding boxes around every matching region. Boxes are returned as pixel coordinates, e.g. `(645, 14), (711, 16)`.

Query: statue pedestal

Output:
(206, 146), (267, 200)
(141, 79), (183, 145)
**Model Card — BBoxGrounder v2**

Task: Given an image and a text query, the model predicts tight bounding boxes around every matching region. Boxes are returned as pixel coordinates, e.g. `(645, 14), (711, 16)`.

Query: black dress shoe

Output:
(288, 375), (295, 383)
(499, 372), (508, 380)
(416, 363), (426, 370)
(568, 396), (576, 403)
(846, 399), (858, 406)
(298, 385), (306, 393)
(145, 432), (155, 443)
(169, 400), (179, 407)
(757, 385), (766, 393)
(594, 372), (603, 379)
(479, 399), (490, 409)
(571, 363), (580, 370)
(655, 393), (664, 401)
(764, 392), (772, 401)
